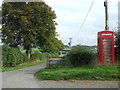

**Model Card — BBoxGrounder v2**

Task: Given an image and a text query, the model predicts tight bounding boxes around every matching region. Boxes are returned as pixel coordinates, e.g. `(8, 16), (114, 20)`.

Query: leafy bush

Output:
(2, 45), (59, 67)
(115, 32), (120, 60)
(67, 45), (97, 66)
(2, 45), (28, 67)
(30, 53), (42, 61)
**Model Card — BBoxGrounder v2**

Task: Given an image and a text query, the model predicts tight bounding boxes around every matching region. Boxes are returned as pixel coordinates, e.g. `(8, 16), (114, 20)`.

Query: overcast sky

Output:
(44, 0), (119, 46)
(0, 0), (119, 46)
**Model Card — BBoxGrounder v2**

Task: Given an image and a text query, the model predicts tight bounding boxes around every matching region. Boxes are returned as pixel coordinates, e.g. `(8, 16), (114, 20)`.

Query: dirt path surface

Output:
(2, 62), (119, 88)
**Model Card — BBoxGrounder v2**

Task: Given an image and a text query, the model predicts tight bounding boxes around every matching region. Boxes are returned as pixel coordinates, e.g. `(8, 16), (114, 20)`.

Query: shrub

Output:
(2, 45), (28, 67)
(30, 53), (42, 61)
(41, 53), (49, 60)
(67, 45), (97, 66)
(2, 45), (59, 67)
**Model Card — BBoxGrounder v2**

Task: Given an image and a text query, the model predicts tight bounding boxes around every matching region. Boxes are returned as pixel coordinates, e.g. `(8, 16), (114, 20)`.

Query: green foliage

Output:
(41, 38), (64, 53)
(30, 53), (42, 61)
(2, 2), (64, 57)
(2, 45), (28, 67)
(67, 45), (97, 66)
(2, 45), (59, 67)
(115, 32), (120, 61)
(34, 51), (119, 81)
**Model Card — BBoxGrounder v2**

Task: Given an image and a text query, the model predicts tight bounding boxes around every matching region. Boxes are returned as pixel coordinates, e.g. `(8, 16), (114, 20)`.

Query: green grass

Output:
(32, 48), (40, 52)
(34, 59), (119, 81)
(2, 59), (46, 72)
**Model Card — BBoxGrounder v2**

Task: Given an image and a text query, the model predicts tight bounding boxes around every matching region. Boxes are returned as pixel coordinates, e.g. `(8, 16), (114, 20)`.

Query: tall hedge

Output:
(2, 45), (59, 67)
(2, 45), (28, 67)
(67, 45), (97, 66)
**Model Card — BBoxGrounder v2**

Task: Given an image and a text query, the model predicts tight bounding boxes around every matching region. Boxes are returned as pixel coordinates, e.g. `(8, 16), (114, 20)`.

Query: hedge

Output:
(2, 45), (59, 67)
(67, 45), (97, 66)
(2, 45), (28, 67)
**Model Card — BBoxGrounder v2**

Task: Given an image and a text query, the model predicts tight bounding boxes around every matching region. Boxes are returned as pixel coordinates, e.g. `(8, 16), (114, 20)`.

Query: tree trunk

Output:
(26, 46), (31, 59)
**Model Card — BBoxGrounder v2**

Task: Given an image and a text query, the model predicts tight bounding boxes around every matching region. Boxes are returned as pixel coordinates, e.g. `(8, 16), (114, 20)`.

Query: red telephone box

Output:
(98, 31), (115, 64)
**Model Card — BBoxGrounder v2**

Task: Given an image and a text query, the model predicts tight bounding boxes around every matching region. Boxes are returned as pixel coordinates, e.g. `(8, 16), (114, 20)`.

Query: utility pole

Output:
(68, 38), (72, 47)
(104, 0), (109, 31)
(118, 2), (120, 32)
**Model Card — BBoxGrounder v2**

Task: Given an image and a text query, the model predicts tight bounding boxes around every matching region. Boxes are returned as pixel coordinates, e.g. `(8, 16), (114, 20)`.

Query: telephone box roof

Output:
(98, 31), (114, 33)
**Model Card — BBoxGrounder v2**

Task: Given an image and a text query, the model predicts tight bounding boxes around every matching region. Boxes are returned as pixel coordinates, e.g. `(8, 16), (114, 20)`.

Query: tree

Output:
(2, 2), (63, 58)
(115, 31), (120, 60)
(41, 38), (64, 53)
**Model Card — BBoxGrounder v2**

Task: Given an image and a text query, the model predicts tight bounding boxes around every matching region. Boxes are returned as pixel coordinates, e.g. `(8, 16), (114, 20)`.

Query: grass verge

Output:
(2, 59), (46, 72)
(34, 59), (119, 81)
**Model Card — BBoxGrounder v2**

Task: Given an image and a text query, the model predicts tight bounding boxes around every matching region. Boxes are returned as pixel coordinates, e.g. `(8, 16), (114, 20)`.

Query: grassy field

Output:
(34, 59), (119, 81)
(2, 59), (46, 72)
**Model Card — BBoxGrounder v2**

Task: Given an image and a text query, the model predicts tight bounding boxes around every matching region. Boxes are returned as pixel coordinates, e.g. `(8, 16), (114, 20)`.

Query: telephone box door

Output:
(98, 31), (115, 64)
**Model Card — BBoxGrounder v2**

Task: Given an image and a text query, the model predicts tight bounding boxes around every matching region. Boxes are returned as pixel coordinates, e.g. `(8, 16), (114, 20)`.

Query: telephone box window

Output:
(103, 45), (112, 48)
(102, 34), (112, 35)
(103, 42), (112, 45)
(103, 38), (111, 41)
(104, 51), (112, 54)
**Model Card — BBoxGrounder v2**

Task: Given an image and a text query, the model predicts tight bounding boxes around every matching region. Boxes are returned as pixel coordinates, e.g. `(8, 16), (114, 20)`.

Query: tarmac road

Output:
(2, 62), (119, 88)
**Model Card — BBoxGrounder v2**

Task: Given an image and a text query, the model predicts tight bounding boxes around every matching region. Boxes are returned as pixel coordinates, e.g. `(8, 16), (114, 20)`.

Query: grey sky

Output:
(44, 0), (119, 46)
(0, 0), (119, 46)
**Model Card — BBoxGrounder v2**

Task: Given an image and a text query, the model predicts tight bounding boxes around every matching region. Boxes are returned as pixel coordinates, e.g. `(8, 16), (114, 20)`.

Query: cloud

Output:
(1, 0), (119, 46)
(43, 0), (119, 46)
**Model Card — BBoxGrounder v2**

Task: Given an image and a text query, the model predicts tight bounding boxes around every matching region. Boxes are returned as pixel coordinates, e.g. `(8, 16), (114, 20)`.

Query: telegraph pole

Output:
(68, 38), (72, 47)
(117, 2), (120, 65)
(104, 0), (109, 31)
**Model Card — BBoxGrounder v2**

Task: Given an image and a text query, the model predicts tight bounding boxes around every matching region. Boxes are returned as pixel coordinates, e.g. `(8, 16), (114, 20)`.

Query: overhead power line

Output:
(73, 0), (95, 41)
